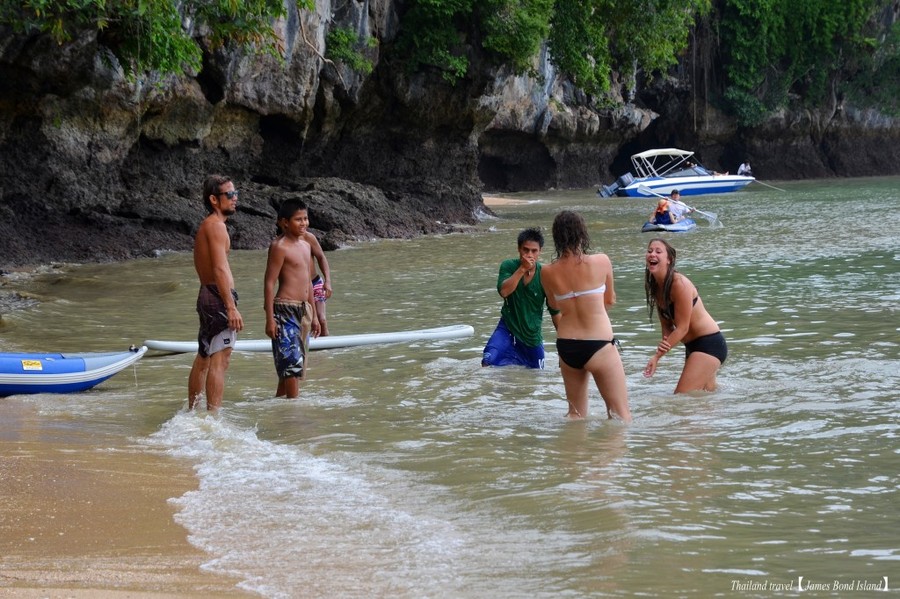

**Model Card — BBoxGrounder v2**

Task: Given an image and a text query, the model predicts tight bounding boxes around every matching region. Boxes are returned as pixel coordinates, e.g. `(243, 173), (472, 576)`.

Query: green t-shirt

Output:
(497, 258), (556, 348)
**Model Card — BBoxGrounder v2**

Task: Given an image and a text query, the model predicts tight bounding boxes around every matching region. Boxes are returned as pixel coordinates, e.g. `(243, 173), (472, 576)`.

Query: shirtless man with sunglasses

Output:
(188, 174), (244, 410)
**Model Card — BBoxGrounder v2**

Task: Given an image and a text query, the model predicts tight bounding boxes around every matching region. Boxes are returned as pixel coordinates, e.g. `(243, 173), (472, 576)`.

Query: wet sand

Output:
(482, 195), (531, 206)
(0, 401), (249, 598)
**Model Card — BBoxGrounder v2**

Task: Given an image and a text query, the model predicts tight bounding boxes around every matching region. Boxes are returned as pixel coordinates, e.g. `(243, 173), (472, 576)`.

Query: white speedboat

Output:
(599, 148), (754, 198)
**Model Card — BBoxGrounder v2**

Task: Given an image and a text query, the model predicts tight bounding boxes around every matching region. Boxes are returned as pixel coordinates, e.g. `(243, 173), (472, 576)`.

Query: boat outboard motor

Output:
(598, 182), (619, 197)
(598, 172), (636, 198)
(617, 173), (635, 187)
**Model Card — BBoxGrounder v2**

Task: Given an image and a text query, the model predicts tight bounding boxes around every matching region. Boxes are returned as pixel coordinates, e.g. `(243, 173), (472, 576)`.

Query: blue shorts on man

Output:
(482, 318), (545, 369)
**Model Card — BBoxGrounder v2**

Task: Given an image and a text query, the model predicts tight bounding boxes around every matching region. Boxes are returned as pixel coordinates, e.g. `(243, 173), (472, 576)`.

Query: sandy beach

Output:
(481, 194), (531, 206)
(0, 401), (249, 598)
(0, 193), (530, 599)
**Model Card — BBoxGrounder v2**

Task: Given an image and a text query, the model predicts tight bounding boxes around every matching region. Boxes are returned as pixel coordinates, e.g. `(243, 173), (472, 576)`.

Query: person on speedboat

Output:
(689, 161), (726, 176)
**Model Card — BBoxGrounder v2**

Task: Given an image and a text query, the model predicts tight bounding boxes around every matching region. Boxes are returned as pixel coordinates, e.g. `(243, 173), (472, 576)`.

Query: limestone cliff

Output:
(0, 1), (897, 270)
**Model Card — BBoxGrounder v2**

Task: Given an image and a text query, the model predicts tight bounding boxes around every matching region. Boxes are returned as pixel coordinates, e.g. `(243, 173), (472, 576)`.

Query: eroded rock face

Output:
(1, 2), (898, 271)
(0, 2), (486, 270)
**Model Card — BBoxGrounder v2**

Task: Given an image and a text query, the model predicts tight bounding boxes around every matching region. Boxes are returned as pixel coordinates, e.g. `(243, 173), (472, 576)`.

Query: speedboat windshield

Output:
(631, 148), (694, 178)
(667, 165), (712, 178)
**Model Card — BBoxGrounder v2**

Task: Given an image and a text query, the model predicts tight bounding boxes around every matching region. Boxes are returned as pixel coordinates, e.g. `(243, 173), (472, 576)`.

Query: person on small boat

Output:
(737, 161), (753, 177)
(643, 238), (728, 393)
(189, 174), (244, 411)
(667, 190), (694, 222)
(540, 210), (631, 421)
(482, 228), (560, 369)
(649, 198), (676, 225)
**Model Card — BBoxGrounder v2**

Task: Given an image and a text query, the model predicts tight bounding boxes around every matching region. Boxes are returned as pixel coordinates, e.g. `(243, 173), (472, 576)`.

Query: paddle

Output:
(637, 185), (723, 228)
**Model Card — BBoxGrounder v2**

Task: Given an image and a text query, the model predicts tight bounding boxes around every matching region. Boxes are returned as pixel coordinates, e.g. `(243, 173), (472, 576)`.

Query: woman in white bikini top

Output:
(540, 210), (631, 422)
(553, 283), (606, 302)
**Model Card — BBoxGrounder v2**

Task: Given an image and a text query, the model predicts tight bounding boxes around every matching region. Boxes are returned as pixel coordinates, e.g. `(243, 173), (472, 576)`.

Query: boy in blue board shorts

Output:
(263, 199), (321, 398)
(482, 228), (560, 368)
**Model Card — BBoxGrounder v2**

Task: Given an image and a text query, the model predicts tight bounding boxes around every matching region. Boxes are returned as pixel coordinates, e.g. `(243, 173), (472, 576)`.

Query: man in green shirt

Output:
(482, 228), (560, 368)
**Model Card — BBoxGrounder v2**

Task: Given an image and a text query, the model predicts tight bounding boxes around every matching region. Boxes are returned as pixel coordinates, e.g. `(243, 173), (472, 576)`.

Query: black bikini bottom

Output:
(556, 338), (618, 370)
(684, 331), (728, 364)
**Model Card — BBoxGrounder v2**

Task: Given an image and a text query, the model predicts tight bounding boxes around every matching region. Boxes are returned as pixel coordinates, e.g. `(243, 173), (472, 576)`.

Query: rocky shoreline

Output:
(0, 180), (491, 318)
(0, 176), (488, 273)
(0, 267), (48, 321)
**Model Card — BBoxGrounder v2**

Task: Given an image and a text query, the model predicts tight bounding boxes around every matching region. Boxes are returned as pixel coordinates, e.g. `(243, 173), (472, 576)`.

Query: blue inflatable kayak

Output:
(641, 218), (697, 233)
(0, 346), (147, 395)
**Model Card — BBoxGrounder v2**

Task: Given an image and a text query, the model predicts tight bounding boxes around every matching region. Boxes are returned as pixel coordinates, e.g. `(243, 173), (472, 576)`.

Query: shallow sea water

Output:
(1, 177), (898, 597)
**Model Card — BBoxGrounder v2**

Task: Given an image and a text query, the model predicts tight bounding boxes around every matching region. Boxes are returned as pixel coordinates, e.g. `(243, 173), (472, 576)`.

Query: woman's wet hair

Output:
(551, 210), (591, 260)
(644, 238), (677, 320)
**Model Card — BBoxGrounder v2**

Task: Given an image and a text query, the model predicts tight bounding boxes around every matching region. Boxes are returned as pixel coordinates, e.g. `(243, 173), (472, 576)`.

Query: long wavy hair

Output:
(552, 210), (591, 260)
(645, 238), (677, 321)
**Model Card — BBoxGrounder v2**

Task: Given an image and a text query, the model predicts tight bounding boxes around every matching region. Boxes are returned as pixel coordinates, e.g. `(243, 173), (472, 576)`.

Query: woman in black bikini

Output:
(644, 238), (727, 392)
(541, 211), (631, 422)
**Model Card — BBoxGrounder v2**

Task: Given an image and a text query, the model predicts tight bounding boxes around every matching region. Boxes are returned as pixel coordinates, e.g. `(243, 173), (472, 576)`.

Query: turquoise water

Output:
(1, 178), (898, 597)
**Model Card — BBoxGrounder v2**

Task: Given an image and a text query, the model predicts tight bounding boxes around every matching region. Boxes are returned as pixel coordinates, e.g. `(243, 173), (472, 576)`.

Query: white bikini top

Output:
(554, 283), (606, 302)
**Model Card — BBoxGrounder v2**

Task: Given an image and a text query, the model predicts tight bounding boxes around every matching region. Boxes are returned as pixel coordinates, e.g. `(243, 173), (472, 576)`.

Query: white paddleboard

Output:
(145, 324), (475, 354)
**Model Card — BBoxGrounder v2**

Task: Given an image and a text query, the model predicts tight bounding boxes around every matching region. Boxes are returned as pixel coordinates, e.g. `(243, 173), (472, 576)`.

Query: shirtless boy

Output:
(188, 174), (244, 411)
(264, 199), (321, 398)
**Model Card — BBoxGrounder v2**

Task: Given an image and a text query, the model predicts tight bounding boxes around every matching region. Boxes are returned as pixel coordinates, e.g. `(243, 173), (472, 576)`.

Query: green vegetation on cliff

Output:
(396, 0), (897, 122)
(397, 0), (711, 94)
(2, 0), (896, 122)
(720, 0), (898, 125)
(843, 19), (900, 117)
(0, 0), (312, 77)
(325, 26), (378, 75)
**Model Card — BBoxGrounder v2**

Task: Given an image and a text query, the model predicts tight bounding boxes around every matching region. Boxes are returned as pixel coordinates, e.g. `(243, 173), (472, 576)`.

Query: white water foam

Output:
(146, 412), (468, 599)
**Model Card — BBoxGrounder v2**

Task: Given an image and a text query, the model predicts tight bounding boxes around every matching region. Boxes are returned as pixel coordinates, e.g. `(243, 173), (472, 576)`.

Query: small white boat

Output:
(0, 346), (147, 396)
(599, 148), (754, 198)
(145, 324), (475, 354)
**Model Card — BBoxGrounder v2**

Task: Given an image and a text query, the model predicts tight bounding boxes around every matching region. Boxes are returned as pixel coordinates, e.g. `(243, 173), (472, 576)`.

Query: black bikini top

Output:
(660, 295), (698, 321)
